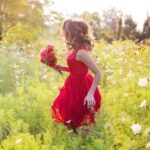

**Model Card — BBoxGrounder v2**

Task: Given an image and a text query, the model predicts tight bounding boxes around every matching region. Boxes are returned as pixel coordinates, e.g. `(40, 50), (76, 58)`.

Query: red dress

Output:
(51, 45), (102, 130)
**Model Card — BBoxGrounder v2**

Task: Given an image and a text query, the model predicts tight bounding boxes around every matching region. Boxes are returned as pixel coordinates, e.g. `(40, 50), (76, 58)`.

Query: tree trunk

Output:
(0, 31), (3, 41)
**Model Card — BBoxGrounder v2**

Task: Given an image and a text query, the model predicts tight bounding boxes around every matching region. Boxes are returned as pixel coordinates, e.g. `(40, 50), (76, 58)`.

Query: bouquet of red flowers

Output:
(40, 44), (62, 74)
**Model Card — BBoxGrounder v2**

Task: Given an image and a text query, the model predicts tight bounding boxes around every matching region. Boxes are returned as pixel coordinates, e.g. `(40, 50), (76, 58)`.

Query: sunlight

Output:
(50, 0), (150, 30)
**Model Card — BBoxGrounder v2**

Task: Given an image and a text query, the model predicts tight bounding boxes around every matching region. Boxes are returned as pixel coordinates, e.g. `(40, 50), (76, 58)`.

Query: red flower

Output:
(40, 44), (57, 68)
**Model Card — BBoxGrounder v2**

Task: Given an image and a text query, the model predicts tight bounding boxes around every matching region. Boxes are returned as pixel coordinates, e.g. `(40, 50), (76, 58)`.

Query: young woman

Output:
(51, 19), (102, 134)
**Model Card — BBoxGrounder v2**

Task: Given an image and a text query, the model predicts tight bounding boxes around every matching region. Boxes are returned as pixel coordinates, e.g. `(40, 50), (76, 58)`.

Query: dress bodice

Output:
(66, 46), (89, 76)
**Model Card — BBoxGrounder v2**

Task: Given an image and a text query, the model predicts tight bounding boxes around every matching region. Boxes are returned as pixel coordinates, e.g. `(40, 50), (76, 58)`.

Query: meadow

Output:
(0, 39), (150, 150)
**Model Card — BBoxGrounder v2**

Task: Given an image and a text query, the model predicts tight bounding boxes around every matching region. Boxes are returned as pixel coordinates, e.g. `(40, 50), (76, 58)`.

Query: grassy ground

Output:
(0, 40), (149, 150)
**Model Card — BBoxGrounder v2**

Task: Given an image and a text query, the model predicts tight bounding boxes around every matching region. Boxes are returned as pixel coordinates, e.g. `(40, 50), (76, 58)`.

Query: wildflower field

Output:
(0, 40), (149, 150)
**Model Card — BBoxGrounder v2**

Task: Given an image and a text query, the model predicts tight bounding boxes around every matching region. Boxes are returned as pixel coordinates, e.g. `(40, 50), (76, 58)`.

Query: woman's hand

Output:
(52, 64), (70, 73)
(83, 92), (96, 109)
(52, 64), (61, 71)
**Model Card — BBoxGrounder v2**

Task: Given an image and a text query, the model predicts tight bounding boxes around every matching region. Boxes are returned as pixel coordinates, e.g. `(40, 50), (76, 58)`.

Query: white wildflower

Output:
(19, 59), (26, 63)
(130, 123), (142, 134)
(104, 55), (109, 59)
(98, 85), (101, 88)
(43, 68), (48, 72)
(104, 123), (112, 129)
(92, 51), (96, 55)
(18, 14), (24, 18)
(112, 80), (116, 84)
(136, 61), (142, 65)
(120, 52), (125, 56)
(12, 64), (19, 69)
(16, 69), (24, 74)
(123, 77), (128, 81)
(15, 51), (21, 56)
(139, 100), (147, 108)
(0, 80), (3, 82)
(15, 138), (22, 144)
(96, 58), (101, 62)
(16, 81), (20, 86)
(134, 51), (139, 55)
(130, 58), (135, 62)
(41, 74), (48, 79)
(119, 69), (123, 75)
(138, 66), (143, 69)
(106, 76), (112, 81)
(120, 116), (126, 123)
(105, 69), (113, 73)
(96, 58), (101, 64)
(31, 54), (35, 58)
(105, 66), (109, 69)
(146, 141), (150, 148)
(123, 93), (128, 97)
(127, 70), (134, 78)
(15, 75), (19, 79)
(138, 78), (148, 87)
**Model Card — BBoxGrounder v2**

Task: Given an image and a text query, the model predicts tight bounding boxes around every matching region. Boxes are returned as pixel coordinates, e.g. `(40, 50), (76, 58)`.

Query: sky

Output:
(48, 0), (150, 31)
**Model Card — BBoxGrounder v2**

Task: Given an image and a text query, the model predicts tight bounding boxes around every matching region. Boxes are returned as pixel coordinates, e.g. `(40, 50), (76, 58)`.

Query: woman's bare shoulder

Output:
(76, 49), (89, 61)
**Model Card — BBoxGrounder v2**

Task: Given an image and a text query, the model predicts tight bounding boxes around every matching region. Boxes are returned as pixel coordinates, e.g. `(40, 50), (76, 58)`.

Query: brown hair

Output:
(61, 19), (94, 51)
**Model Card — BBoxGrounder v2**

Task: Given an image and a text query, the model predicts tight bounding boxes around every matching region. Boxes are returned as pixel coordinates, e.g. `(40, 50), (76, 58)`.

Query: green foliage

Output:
(74, 9), (150, 42)
(80, 11), (101, 40)
(121, 15), (138, 40)
(0, 40), (150, 149)
(141, 16), (150, 39)
(1, 133), (39, 150)
(4, 24), (43, 44)
(0, 0), (47, 41)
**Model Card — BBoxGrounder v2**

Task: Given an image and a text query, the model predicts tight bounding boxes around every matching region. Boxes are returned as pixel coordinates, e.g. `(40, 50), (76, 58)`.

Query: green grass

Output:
(0, 39), (149, 150)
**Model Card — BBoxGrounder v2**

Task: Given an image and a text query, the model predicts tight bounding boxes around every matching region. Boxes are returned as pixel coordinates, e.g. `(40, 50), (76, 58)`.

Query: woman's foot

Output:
(66, 120), (71, 129)
(66, 120), (78, 134)
(73, 128), (78, 134)
(81, 127), (91, 137)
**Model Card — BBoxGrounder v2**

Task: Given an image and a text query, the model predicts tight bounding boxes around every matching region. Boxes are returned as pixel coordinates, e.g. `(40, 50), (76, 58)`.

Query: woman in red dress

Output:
(50, 19), (102, 134)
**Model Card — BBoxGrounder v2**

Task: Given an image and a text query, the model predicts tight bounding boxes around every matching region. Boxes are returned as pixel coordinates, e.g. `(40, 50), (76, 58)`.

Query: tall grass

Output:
(0, 40), (149, 150)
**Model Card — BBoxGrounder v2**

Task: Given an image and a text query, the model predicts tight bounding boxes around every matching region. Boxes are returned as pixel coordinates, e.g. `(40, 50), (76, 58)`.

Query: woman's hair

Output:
(61, 19), (94, 51)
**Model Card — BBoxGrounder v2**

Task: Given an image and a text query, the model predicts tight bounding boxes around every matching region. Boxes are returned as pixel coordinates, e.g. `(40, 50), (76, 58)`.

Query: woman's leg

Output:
(72, 127), (78, 134)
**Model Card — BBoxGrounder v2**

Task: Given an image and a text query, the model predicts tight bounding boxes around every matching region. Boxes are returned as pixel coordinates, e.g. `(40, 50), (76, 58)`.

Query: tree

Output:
(136, 15), (150, 42)
(44, 10), (64, 37)
(0, 0), (47, 41)
(116, 16), (122, 40)
(142, 16), (150, 38)
(80, 11), (101, 40)
(122, 15), (138, 40)
(102, 7), (122, 39)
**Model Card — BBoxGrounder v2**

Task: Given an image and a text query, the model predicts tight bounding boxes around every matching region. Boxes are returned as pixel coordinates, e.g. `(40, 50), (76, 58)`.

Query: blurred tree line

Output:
(0, 0), (44, 42)
(0, 0), (56, 45)
(77, 8), (150, 43)
(0, 0), (150, 45)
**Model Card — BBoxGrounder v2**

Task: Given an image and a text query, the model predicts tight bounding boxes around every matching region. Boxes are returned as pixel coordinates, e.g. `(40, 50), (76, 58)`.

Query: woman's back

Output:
(67, 45), (89, 76)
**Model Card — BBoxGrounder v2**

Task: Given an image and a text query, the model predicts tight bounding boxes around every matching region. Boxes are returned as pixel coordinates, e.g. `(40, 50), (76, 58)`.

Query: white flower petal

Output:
(15, 138), (22, 144)
(146, 141), (150, 148)
(139, 100), (147, 108)
(127, 70), (134, 78)
(123, 93), (128, 97)
(130, 124), (142, 134)
(138, 78), (148, 87)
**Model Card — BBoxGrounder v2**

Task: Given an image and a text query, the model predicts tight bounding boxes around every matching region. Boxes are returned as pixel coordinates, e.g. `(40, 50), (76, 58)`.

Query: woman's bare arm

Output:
(76, 49), (101, 108)
(76, 50), (101, 95)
